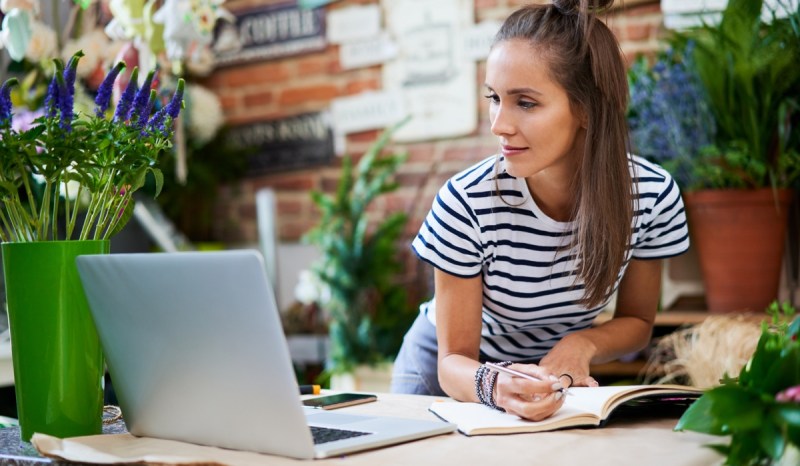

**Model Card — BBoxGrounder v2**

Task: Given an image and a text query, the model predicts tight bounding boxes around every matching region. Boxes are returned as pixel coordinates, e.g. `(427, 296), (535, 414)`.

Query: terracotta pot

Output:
(683, 188), (793, 314)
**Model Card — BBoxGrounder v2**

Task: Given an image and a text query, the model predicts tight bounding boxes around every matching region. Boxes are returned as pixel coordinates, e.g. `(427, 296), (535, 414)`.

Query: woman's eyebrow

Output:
(483, 84), (542, 96)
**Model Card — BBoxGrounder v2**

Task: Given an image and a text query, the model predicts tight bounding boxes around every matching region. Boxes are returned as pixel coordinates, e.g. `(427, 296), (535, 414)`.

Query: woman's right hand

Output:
(493, 363), (566, 421)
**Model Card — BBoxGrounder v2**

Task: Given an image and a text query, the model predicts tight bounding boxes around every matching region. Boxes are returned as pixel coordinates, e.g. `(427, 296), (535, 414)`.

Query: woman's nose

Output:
(490, 105), (514, 137)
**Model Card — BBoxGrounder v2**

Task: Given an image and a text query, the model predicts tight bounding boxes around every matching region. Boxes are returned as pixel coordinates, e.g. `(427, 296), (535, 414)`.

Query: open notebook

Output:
(429, 384), (703, 436)
(76, 250), (455, 459)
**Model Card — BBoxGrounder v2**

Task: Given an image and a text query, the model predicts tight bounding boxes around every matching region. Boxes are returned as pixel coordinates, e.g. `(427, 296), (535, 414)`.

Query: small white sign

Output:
(326, 4), (381, 44)
(330, 91), (407, 135)
(463, 20), (502, 61)
(340, 33), (398, 70)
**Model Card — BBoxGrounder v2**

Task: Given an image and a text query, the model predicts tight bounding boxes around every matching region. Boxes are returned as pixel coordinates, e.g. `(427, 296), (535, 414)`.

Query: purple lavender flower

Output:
(130, 69), (157, 122)
(146, 107), (168, 135)
(58, 57), (79, 132)
(165, 78), (185, 119)
(113, 67), (139, 123)
(94, 62), (126, 117)
(627, 42), (715, 187)
(135, 89), (157, 133)
(43, 75), (59, 119)
(63, 51), (84, 97)
(0, 78), (18, 125)
(146, 79), (185, 135)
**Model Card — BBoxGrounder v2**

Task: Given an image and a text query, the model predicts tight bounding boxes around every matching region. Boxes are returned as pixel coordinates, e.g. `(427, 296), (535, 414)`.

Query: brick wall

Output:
(203, 0), (666, 292)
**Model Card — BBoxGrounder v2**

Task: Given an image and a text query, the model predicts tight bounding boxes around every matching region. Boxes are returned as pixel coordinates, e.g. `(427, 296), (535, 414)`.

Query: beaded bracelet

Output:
(475, 361), (513, 411)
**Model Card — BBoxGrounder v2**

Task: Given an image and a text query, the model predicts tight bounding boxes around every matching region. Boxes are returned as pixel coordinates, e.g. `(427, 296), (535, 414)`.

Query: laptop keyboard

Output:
(310, 425), (371, 445)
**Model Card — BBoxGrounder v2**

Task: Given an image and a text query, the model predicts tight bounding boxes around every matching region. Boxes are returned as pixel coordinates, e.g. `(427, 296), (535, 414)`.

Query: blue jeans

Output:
(390, 314), (446, 396)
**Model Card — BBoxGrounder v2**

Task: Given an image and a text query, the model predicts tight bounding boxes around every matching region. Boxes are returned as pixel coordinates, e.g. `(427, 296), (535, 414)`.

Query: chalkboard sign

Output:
(228, 112), (334, 175)
(213, 2), (327, 66)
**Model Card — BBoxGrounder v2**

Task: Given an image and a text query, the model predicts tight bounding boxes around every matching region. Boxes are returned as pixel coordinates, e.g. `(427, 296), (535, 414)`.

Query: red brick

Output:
(221, 62), (291, 88)
(280, 220), (317, 242)
(246, 90), (273, 106)
(626, 23), (653, 41)
(218, 93), (240, 112)
(395, 171), (429, 187)
(383, 192), (416, 213)
(296, 54), (336, 75)
(443, 145), (496, 161)
(405, 143), (437, 164)
(624, 2), (662, 16)
(320, 175), (341, 193)
(345, 78), (381, 95)
(278, 84), (339, 106)
(346, 129), (380, 144)
(277, 199), (305, 215)
(261, 174), (316, 191)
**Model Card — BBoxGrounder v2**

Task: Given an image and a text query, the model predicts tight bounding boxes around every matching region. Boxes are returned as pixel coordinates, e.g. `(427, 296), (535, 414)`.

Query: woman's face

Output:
(485, 39), (585, 181)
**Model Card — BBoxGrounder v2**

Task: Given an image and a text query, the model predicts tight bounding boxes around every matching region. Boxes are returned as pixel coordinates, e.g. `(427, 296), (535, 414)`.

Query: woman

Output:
(391, 0), (690, 422)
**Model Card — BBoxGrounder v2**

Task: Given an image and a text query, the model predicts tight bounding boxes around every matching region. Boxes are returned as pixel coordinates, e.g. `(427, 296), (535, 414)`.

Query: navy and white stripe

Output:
(411, 154), (690, 362)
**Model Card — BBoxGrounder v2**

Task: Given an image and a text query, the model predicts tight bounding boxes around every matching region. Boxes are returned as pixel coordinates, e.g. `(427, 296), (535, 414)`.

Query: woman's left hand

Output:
(539, 333), (599, 388)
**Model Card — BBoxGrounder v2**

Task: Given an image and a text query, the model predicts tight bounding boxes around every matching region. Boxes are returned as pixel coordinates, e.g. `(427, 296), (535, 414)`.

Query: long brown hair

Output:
(493, 0), (634, 308)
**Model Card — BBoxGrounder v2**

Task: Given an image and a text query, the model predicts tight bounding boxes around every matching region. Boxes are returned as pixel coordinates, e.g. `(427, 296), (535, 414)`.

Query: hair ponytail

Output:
(493, 0), (634, 308)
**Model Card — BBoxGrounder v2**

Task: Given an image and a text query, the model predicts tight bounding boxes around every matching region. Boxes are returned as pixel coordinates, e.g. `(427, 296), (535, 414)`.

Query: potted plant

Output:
(628, 0), (800, 313)
(0, 52), (184, 441)
(675, 301), (800, 465)
(302, 122), (417, 389)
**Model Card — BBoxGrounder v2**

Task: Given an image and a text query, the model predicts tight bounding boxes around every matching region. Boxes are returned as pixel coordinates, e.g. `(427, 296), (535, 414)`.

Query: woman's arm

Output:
(540, 258), (663, 386)
(434, 268), (484, 401)
(435, 269), (564, 420)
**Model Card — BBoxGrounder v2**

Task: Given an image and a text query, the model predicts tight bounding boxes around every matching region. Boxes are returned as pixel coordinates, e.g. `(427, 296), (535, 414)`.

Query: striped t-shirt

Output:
(411, 154), (690, 362)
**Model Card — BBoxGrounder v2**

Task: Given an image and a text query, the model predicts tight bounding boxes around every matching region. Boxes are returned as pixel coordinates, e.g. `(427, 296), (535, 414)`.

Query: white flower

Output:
(294, 270), (321, 305)
(24, 20), (55, 63)
(185, 83), (223, 146)
(185, 45), (216, 76)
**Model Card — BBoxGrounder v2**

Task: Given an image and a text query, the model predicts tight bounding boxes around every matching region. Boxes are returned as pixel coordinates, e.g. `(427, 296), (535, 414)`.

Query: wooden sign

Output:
(228, 112), (334, 175)
(213, 2), (327, 66)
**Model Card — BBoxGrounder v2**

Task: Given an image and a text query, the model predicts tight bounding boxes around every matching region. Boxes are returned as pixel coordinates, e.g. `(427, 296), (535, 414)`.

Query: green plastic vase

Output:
(1, 240), (109, 441)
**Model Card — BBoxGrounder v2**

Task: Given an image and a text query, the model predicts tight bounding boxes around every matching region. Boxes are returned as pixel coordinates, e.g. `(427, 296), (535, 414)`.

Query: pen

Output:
(484, 362), (571, 396)
(299, 384), (321, 395)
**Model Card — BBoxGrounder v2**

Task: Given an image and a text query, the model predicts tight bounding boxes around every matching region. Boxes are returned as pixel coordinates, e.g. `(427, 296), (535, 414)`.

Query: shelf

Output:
(590, 359), (647, 377)
(593, 309), (770, 327)
(593, 309), (710, 327)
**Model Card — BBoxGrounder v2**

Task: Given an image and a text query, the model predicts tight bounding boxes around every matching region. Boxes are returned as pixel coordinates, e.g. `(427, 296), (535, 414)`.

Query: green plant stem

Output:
(37, 182), (52, 240)
(62, 179), (73, 239)
(80, 167), (111, 240)
(0, 209), (10, 242)
(89, 170), (119, 240)
(51, 177), (61, 240)
(100, 194), (130, 240)
(66, 184), (84, 239)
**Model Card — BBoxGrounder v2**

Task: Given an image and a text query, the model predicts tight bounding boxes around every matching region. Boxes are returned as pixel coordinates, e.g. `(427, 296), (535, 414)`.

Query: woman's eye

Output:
(518, 100), (537, 109)
(483, 93), (499, 103)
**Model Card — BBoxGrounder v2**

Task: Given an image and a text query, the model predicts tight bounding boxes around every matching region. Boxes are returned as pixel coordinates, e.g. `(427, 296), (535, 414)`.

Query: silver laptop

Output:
(76, 250), (455, 459)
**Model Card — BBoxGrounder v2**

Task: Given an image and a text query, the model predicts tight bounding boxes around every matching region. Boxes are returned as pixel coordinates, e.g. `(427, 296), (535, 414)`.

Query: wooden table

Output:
(0, 393), (724, 465)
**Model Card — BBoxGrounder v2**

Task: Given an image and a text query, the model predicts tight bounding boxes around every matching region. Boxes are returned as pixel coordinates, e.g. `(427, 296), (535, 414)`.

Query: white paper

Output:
(339, 33), (397, 70)
(463, 20), (502, 61)
(381, 0), (476, 142)
(326, 4), (381, 44)
(329, 91), (407, 135)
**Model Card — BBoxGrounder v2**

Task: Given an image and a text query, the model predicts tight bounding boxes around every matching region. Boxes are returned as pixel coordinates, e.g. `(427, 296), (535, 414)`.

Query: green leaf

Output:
(775, 403), (800, 426)
(676, 393), (727, 435)
(676, 385), (764, 434)
(758, 418), (786, 460)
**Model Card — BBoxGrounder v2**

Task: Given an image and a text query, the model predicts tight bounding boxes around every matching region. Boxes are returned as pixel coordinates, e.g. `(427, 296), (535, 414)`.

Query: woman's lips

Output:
(501, 145), (527, 157)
